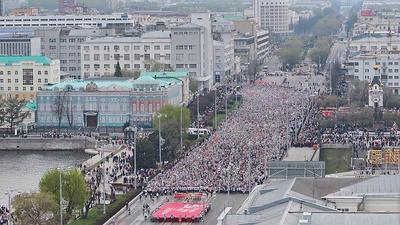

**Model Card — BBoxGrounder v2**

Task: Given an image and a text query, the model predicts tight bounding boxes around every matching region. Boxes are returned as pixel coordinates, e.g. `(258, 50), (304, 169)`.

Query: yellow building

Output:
(0, 56), (60, 100)
(10, 7), (39, 16)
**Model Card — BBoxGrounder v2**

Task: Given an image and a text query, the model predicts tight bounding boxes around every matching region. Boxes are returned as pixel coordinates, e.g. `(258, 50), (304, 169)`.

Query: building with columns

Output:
(36, 72), (188, 128)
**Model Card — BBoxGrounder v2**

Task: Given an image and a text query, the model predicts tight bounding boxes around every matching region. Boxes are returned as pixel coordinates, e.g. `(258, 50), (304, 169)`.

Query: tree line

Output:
(0, 97), (30, 133)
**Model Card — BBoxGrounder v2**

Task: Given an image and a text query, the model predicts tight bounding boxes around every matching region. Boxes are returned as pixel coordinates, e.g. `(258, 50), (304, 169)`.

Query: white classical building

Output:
(0, 55), (60, 100)
(80, 31), (171, 78)
(253, 0), (291, 34)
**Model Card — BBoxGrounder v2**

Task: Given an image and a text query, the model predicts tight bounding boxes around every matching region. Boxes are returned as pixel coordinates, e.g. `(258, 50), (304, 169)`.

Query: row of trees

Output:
(0, 97), (30, 132)
(13, 169), (88, 225)
(277, 37), (306, 71)
(52, 91), (74, 131)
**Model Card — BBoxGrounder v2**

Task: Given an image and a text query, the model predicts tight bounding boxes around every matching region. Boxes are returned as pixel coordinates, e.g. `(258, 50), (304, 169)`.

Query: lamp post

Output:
(180, 101), (183, 155)
(214, 84), (218, 129)
(157, 113), (167, 168)
(197, 92), (200, 140)
(124, 125), (137, 189)
(4, 188), (16, 225)
(225, 85), (228, 121)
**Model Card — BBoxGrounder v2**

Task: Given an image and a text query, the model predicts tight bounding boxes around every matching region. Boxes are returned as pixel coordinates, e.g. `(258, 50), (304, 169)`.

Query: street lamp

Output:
(214, 83), (219, 130)
(4, 188), (16, 225)
(57, 167), (71, 225)
(180, 101), (184, 155)
(124, 125), (137, 189)
(157, 113), (167, 168)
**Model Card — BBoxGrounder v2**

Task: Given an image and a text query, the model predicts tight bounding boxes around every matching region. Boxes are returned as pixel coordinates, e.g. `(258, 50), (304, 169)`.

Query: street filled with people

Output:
(146, 83), (316, 193)
(0, 206), (9, 225)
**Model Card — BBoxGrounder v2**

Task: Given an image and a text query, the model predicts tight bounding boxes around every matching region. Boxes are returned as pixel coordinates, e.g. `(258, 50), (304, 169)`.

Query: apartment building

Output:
(0, 56), (60, 100)
(254, 0), (290, 34)
(35, 28), (115, 79)
(0, 13), (135, 31)
(345, 53), (400, 94)
(212, 16), (235, 83)
(81, 31), (172, 78)
(0, 35), (41, 56)
(349, 35), (400, 53)
(171, 23), (212, 89)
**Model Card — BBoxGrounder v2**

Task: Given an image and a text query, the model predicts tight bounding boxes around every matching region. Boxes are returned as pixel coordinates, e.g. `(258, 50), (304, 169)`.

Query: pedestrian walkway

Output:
(106, 195), (168, 225)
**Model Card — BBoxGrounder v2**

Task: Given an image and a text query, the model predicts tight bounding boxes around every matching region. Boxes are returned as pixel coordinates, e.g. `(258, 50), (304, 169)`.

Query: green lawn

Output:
(320, 148), (352, 174)
(69, 194), (131, 225)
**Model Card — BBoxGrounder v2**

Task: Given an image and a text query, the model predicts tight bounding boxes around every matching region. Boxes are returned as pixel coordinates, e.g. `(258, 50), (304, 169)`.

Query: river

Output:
(0, 150), (90, 206)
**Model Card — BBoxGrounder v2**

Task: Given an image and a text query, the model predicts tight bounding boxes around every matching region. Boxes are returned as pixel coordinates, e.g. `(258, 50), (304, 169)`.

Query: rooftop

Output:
(0, 56), (52, 65)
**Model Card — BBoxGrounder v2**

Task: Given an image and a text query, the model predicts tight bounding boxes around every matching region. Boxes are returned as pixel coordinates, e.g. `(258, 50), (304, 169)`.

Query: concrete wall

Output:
(0, 137), (95, 151)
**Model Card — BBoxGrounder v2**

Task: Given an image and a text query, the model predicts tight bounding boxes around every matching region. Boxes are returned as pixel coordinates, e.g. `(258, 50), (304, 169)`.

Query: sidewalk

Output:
(107, 195), (168, 225)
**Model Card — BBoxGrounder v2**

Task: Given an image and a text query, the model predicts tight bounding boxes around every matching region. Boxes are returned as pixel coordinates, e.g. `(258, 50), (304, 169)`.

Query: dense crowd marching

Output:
(0, 206), (9, 225)
(146, 83), (315, 193)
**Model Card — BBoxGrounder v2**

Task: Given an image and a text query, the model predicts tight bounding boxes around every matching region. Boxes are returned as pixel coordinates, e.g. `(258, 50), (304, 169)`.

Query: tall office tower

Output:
(0, 0), (3, 16)
(254, 0), (290, 34)
(58, 0), (76, 14)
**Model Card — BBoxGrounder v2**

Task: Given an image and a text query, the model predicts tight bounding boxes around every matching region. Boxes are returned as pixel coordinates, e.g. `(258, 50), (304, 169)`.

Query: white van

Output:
(187, 128), (210, 136)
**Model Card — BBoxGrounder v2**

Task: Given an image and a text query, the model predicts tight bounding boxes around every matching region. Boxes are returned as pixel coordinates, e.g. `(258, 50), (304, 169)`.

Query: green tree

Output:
(4, 97), (30, 132)
(189, 77), (200, 94)
(384, 88), (400, 108)
(114, 61), (123, 77)
(147, 60), (165, 72)
(313, 15), (343, 37)
(309, 37), (333, 67)
(135, 132), (158, 169)
(13, 192), (58, 225)
(121, 69), (141, 79)
(52, 91), (66, 132)
(39, 169), (88, 219)
(153, 105), (191, 159)
(0, 99), (5, 127)
(278, 38), (305, 70)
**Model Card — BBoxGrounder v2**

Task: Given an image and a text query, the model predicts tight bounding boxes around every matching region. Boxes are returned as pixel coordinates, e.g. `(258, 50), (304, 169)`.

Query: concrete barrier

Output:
(0, 137), (95, 151)
(321, 144), (352, 149)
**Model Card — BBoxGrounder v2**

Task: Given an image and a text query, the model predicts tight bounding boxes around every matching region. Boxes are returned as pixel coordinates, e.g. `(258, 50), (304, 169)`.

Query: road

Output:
(107, 193), (247, 225)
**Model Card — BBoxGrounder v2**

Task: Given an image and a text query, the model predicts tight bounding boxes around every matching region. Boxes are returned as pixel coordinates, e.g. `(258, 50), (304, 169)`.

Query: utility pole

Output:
(197, 92), (200, 140)
(59, 170), (63, 225)
(214, 88), (217, 129)
(102, 148), (106, 215)
(180, 102), (183, 154)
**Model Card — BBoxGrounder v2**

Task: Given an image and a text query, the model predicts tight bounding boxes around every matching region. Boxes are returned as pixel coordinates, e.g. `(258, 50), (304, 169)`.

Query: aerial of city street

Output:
(0, 0), (399, 225)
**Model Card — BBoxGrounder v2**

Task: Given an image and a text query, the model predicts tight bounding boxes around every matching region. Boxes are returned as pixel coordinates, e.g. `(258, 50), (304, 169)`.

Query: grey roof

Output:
(308, 213), (400, 225)
(174, 23), (202, 29)
(141, 30), (171, 39)
(324, 175), (400, 198)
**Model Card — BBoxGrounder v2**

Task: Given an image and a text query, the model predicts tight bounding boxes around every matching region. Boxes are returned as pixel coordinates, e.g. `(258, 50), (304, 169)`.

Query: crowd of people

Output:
(0, 206), (9, 225)
(146, 83), (316, 193)
(321, 127), (400, 158)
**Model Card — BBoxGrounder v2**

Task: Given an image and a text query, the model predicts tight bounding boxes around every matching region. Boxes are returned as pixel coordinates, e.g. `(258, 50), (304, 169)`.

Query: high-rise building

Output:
(254, 0), (290, 34)
(0, 0), (3, 16)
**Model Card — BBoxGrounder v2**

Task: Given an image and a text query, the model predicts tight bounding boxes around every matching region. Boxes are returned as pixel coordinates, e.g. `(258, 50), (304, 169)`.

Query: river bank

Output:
(0, 136), (96, 151)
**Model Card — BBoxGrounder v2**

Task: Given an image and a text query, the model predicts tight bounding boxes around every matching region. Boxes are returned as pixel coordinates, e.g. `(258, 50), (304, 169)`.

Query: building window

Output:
(38, 78), (42, 83)
(154, 54), (160, 60)
(94, 46), (100, 50)
(134, 45), (140, 50)
(144, 45), (150, 51)
(124, 46), (130, 51)
(154, 45), (160, 50)
(124, 64), (130, 69)
(165, 54), (170, 60)
(44, 71), (48, 75)
(189, 53), (196, 61)
(44, 79), (48, 83)
(164, 45), (170, 50)
(144, 54), (150, 60)
(189, 64), (197, 68)
(22, 69), (33, 85)
(176, 64), (184, 68)
(124, 54), (130, 60)
(84, 46), (90, 51)
(114, 54), (120, 60)
(176, 54), (184, 60)
(84, 54), (90, 61)
(104, 54), (110, 61)
(114, 45), (120, 51)
(134, 54), (140, 60)
(134, 64), (140, 69)
(94, 54), (100, 61)
(15, 79), (18, 83)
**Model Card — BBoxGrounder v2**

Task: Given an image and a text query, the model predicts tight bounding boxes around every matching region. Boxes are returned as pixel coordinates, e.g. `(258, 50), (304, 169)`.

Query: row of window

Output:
(0, 78), (48, 83)
(0, 86), (39, 91)
(83, 44), (171, 52)
(0, 71), (48, 75)
(84, 63), (171, 70)
(83, 53), (170, 61)
(353, 61), (400, 66)
(354, 69), (400, 73)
